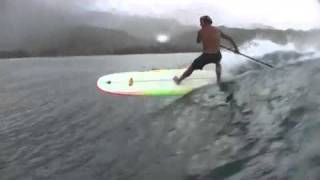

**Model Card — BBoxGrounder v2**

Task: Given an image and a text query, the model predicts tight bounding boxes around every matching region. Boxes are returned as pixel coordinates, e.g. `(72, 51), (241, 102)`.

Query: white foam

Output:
(222, 39), (319, 70)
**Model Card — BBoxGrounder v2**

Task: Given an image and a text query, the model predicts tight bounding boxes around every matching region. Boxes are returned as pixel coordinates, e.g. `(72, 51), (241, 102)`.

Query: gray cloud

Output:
(0, 0), (95, 50)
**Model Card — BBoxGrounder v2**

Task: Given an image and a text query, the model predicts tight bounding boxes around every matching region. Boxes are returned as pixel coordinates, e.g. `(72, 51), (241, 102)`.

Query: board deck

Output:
(97, 69), (216, 96)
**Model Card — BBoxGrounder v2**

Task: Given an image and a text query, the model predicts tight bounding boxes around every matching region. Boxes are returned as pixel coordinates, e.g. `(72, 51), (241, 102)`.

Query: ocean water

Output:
(0, 40), (318, 180)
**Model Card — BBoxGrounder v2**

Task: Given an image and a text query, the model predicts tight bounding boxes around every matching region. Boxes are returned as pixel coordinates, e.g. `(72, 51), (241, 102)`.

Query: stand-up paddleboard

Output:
(97, 69), (216, 96)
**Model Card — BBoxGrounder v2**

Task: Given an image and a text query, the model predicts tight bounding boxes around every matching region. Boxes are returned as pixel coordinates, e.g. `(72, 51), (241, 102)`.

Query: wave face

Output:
(128, 57), (320, 180)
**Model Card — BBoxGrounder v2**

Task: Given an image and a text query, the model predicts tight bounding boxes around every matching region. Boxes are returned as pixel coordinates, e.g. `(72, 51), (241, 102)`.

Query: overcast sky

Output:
(92, 0), (320, 30)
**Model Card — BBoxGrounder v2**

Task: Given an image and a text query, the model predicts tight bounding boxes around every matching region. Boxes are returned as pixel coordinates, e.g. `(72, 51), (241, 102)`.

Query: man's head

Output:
(200, 15), (212, 27)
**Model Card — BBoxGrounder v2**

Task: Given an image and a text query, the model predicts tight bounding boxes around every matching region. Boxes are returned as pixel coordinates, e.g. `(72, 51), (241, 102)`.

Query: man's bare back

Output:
(198, 26), (221, 54)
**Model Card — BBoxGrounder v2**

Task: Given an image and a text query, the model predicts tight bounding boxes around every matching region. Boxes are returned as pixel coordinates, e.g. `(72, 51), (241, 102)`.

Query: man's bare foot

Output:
(173, 76), (180, 85)
(217, 77), (222, 84)
(217, 79), (222, 90)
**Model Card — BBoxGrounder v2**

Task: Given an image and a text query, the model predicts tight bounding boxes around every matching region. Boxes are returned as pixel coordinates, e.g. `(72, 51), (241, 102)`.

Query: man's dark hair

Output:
(200, 15), (212, 25)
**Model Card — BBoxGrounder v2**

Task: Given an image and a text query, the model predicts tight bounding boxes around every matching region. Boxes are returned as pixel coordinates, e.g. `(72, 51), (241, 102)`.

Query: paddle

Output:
(220, 45), (274, 68)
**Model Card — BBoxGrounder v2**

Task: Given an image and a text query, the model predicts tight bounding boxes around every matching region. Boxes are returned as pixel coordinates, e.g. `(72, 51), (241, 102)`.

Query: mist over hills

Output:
(83, 12), (192, 42)
(0, 10), (319, 58)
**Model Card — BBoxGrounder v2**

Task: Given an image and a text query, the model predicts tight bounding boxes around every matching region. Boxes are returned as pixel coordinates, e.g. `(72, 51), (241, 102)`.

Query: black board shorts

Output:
(191, 51), (222, 70)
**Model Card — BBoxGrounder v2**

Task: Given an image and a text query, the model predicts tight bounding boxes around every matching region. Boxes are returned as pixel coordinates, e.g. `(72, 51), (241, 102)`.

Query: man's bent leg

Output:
(174, 65), (194, 85)
(216, 63), (221, 84)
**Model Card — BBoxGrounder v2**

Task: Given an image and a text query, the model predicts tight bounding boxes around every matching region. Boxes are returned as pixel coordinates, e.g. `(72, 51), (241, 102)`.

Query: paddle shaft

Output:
(220, 45), (274, 68)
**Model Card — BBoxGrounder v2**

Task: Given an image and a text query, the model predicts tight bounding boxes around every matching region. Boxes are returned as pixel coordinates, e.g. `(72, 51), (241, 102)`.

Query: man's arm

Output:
(220, 31), (239, 53)
(196, 30), (201, 43)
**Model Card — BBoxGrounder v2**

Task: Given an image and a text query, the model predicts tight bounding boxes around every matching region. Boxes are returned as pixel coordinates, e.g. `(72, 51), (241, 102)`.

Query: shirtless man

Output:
(173, 15), (239, 85)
